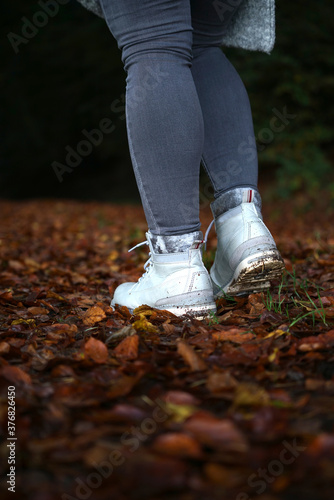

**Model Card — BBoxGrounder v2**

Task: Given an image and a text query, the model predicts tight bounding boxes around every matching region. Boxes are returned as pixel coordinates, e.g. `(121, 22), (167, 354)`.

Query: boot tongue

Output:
(147, 231), (203, 254)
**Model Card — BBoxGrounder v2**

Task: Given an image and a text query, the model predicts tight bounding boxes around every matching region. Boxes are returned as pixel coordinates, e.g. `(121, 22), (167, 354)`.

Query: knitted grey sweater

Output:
(76, 0), (275, 54)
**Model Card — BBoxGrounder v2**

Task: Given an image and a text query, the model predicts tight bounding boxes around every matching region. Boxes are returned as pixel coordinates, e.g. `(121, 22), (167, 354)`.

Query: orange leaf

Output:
(27, 306), (49, 316)
(184, 413), (248, 452)
(176, 339), (207, 372)
(152, 432), (202, 458)
(84, 337), (108, 363)
(113, 334), (139, 360)
(1, 365), (32, 385)
(206, 371), (238, 393)
(82, 306), (106, 326)
(0, 342), (10, 355)
(212, 328), (255, 344)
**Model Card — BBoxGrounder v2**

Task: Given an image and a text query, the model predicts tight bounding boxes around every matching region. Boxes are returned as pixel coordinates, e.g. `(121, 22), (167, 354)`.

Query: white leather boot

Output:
(111, 230), (217, 317)
(208, 187), (285, 297)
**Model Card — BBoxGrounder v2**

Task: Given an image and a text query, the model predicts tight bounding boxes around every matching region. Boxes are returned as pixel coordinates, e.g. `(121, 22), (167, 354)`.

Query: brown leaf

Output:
(152, 432), (202, 458)
(184, 413), (248, 452)
(163, 390), (200, 406)
(204, 463), (243, 487)
(46, 290), (67, 302)
(27, 306), (49, 316)
(233, 382), (271, 408)
(176, 339), (207, 371)
(206, 371), (238, 393)
(297, 330), (334, 352)
(0, 290), (15, 303)
(248, 293), (266, 315)
(0, 341), (11, 355)
(82, 305), (106, 325)
(1, 365), (32, 385)
(46, 323), (78, 335)
(113, 334), (139, 360)
(84, 337), (108, 363)
(212, 328), (255, 344)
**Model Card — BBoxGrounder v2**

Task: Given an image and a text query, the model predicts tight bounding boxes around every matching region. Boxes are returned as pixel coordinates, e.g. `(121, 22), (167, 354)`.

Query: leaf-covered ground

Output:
(0, 195), (334, 500)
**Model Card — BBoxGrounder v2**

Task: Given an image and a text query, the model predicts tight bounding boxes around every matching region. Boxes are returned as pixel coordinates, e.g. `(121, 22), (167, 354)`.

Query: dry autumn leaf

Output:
(84, 337), (108, 363)
(82, 305), (106, 325)
(1, 194), (334, 500)
(184, 413), (248, 453)
(152, 432), (202, 458)
(132, 313), (159, 333)
(176, 339), (207, 371)
(113, 334), (139, 360)
(1, 365), (32, 385)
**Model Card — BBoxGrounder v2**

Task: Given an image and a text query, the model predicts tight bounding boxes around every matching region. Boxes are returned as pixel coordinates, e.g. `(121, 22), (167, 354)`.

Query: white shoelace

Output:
(128, 240), (152, 282)
(204, 220), (215, 251)
(128, 225), (215, 268)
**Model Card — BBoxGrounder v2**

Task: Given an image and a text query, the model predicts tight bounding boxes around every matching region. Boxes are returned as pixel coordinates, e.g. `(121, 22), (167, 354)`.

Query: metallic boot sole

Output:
(211, 250), (285, 297)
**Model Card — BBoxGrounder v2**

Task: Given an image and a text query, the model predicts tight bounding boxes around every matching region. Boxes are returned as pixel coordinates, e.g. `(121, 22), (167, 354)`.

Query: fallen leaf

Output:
(27, 306), (49, 316)
(152, 432), (202, 458)
(84, 337), (108, 363)
(113, 334), (139, 360)
(206, 371), (238, 393)
(233, 382), (271, 408)
(176, 339), (207, 371)
(132, 313), (159, 333)
(82, 305), (106, 325)
(163, 391), (200, 406)
(161, 402), (198, 423)
(212, 328), (255, 344)
(1, 365), (32, 385)
(184, 413), (248, 452)
(0, 341), (11, 355)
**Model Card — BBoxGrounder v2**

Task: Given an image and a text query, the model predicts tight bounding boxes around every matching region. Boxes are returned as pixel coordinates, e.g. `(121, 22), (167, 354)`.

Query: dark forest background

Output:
(1, 0), (333, 202)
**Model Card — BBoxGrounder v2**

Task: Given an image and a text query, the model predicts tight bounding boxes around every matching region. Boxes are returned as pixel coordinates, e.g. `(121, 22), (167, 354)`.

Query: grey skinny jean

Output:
(100, 0), (258, 235)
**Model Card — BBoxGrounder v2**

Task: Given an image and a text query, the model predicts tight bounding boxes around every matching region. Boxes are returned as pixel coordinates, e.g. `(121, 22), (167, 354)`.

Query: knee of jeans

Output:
(121, 32), (194, 72)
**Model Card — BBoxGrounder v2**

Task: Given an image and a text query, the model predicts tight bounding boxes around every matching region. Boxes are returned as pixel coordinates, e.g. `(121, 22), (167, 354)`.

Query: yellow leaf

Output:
(163, 402), (198, 423)
(233, 383), (270, 408)
(11, 318), (36, 326)
(132, 313), (158, 333)
(264, 329), (289, 339)
(268, 347), (280, 363)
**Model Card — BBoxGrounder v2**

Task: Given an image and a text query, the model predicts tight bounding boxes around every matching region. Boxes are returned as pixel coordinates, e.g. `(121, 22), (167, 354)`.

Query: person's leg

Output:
(189, 0), (285, 296)
(190, 0), (258, 196)
(100, 0), (216, 316)
(100, 0), (204, 236)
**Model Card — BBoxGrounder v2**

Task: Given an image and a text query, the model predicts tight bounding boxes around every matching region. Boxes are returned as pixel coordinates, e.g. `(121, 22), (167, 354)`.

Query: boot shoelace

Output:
(128, 240), (152, 283)
(204, 220), (215, 250)
(127, 226), (214, 283)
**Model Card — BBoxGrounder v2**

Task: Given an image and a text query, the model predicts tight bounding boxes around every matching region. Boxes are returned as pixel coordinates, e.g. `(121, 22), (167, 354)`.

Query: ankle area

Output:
(148, 230), (203, 254)
(211, 187), (262, 219)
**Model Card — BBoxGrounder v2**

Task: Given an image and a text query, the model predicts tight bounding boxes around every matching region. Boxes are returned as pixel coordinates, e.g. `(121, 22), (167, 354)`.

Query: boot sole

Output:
(212, 250), (285, 298)
(160, 301), (217, 319)
(124, 301), (217, 320)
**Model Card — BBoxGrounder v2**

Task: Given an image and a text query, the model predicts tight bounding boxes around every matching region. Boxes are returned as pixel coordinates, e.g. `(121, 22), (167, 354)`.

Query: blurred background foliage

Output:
(1, 0), (333, 202)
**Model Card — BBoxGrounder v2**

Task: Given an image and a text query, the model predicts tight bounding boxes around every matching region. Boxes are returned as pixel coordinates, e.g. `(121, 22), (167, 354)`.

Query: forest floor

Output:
(0, 191), (334, 500)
